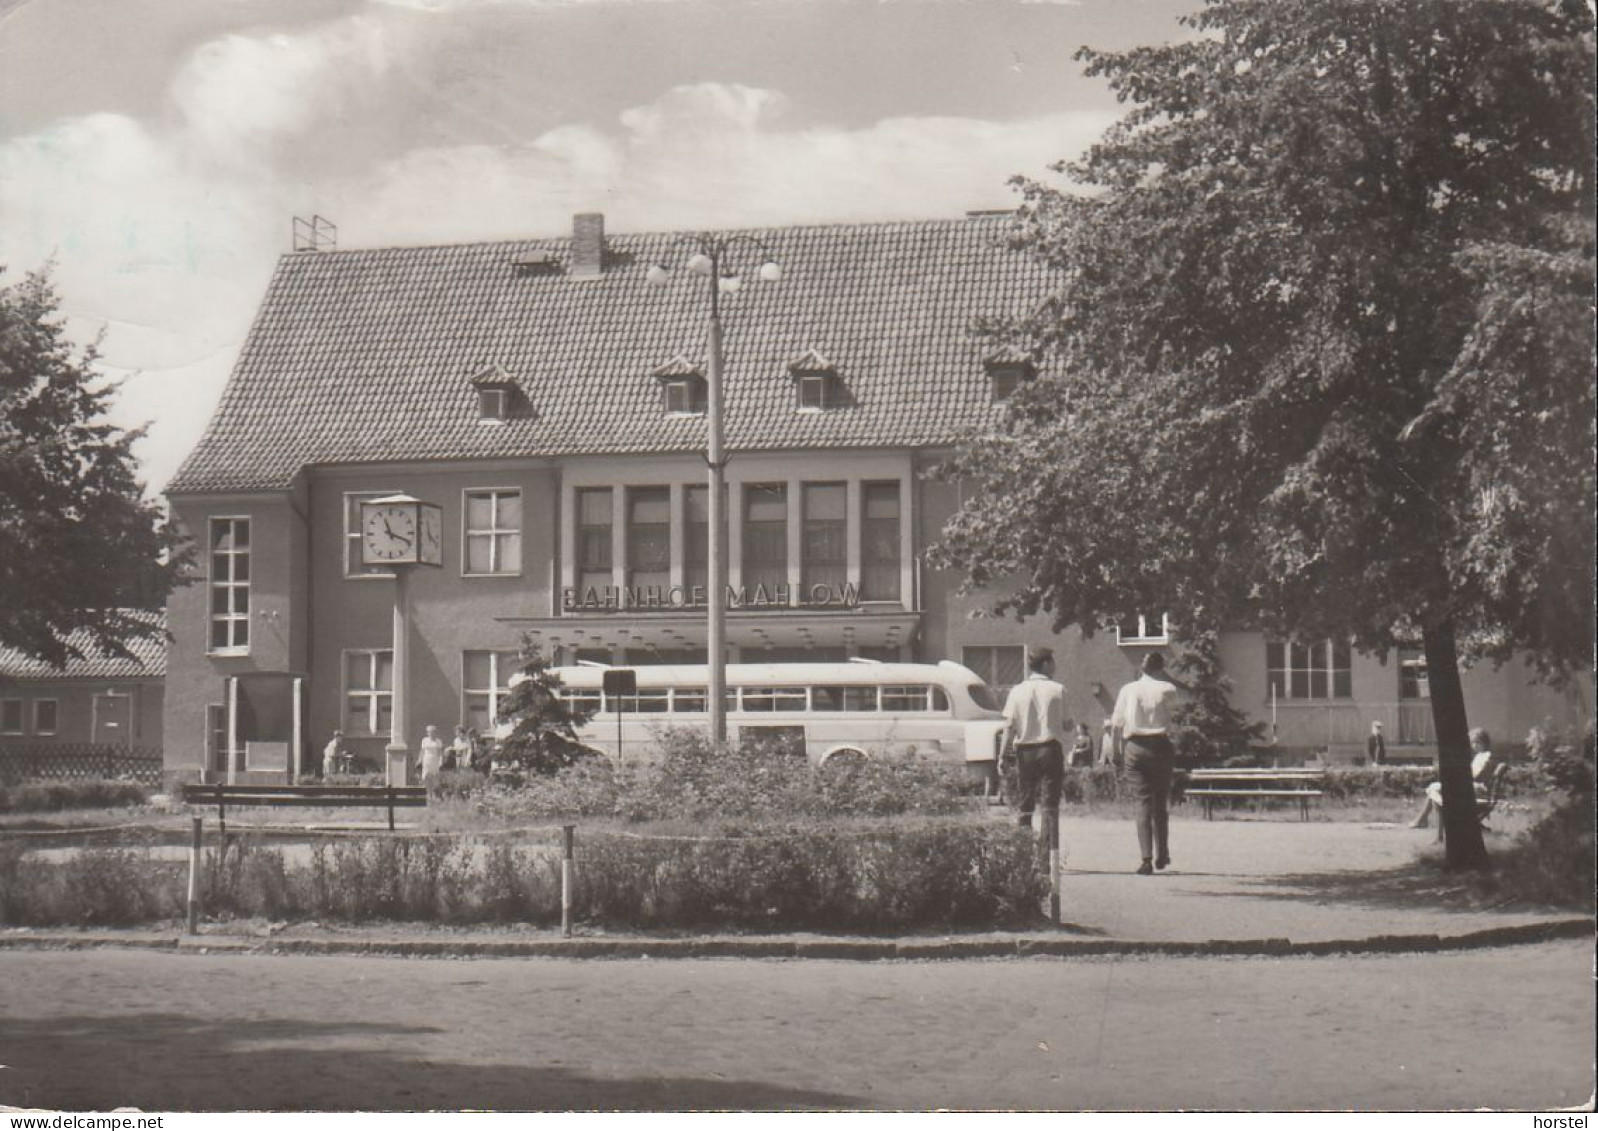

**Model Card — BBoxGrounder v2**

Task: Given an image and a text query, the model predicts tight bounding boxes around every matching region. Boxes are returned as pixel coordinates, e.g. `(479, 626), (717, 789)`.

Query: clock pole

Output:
(386, 565), (412, 786)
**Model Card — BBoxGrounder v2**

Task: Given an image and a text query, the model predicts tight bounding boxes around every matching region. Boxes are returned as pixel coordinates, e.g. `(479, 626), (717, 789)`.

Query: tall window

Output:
(34, 699), (58, 736)
(802, 483), (847, 594)
(345, 491), (397, 577)
(463, 650), (522, 732)
(861, 481), (901, 601)
(1398, 647), (1430, 700)
(209, 517), (250, 653)
(0, 700), (21, 735)
(576, 488), (613, 593)
(627, 487), (671, 593)
(344, 649), (394, 736)
(684, 485), (709, 597)
(1266, 640), (1352, 700)
(743, 484), (787, 595)
(963, 645), (1025, 696)
(465, 489), (522, 576)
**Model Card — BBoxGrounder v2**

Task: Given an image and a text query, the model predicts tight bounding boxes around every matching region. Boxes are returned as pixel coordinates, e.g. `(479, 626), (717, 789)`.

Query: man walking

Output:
(1000, 647), (1071, 840)
(1112, 652), (1181, 875)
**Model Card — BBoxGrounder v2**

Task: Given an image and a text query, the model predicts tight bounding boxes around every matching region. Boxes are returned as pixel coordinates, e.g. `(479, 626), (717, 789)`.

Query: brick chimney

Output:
(571, 212), (605, 278)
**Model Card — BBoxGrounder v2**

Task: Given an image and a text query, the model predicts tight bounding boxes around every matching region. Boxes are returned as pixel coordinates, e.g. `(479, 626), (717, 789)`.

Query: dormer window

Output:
(788, 348), (839, 414)
(986, 356), (1036, 403)
(796, 374), (830, 412)
(470, 363), (521, 424)
(477, 388), (508, 421)
(652, 356), (706, 416)
(663, 377), (707, 415)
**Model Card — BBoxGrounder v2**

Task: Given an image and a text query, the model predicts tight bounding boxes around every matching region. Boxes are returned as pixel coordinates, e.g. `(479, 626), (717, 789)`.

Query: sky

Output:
(0, 0), (1199, 493)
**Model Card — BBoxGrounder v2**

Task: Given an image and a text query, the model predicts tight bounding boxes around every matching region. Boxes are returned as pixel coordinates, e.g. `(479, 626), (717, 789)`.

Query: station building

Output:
(159, 212), (1591, 783)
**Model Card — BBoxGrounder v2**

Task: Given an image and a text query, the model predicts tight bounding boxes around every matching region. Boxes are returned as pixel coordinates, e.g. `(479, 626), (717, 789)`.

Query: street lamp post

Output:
(648, 236), (780, 747)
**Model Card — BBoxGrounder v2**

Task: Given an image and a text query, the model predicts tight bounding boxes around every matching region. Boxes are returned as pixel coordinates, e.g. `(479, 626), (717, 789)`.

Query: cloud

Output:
(1, 7), (1110, 492)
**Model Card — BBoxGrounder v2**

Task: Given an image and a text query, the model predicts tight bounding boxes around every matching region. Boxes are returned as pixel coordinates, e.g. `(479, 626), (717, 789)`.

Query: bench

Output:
(181, 783), (428, 834)
(1183, 767), (1327, 821)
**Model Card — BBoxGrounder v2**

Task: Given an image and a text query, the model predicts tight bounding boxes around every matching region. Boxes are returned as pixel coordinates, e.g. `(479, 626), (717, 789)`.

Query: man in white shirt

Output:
(1001, 647), (1071, 837)
(1112, 651), (1182, 875)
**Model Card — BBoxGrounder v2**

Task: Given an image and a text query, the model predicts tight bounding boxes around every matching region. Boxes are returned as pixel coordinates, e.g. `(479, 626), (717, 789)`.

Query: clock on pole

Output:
(360, 494), (443, 785)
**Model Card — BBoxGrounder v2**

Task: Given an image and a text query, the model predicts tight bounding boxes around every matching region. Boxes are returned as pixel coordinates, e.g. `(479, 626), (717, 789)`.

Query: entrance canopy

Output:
(500, 608), (921, 659)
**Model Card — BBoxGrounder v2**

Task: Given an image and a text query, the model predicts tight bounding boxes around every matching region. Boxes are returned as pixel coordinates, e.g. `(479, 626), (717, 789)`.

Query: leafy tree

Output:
(934, 0), (1594, 866)
(0, 267), (187, 668)
(495, 639), (598, 775)
(1169, 625), (1268, 768)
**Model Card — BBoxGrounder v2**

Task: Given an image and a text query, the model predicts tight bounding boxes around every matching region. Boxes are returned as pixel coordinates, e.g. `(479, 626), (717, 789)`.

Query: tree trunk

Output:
(1422, 620), (1489, 868)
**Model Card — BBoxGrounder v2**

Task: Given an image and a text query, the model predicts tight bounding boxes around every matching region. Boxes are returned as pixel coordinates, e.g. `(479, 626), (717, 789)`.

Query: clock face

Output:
(418, 505), (442, 566)
(362, 504), (417, 563)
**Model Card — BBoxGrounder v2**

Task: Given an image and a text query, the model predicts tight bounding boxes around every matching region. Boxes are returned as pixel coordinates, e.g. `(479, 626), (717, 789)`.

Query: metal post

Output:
(706, 266), (728, 748)
(387, 567), (411, 786)
(1048, 814), (1061, 925)
(561, 824), (576, 938)
(186, 816), (203, 935)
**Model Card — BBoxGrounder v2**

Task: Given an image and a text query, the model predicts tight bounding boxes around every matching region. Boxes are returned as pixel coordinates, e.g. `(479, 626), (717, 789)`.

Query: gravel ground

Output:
(0, 942), (1590, 1111)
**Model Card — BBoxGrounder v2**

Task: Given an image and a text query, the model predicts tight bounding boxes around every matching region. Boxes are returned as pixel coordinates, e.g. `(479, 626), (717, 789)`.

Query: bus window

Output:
(619, 688), (669, 714)
(742, 686), (806, 713)
(931, 686), (950, 712)
(811, 686), (843, 711)
(813, 685), (878, 711)
(881, 685), (932, 712)
(673, 687), (707, 713)
(563, 689), (602, 715)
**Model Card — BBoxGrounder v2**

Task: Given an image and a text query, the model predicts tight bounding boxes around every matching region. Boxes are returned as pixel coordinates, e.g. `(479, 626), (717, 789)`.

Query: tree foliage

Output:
(494, 639), (599, 775)
(0, 267), (188, 667)
(933, 0), (1594, 865)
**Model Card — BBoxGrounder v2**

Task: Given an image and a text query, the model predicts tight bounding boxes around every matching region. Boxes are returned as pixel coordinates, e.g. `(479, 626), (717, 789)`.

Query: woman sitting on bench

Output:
(1410, 727), (1494, 829)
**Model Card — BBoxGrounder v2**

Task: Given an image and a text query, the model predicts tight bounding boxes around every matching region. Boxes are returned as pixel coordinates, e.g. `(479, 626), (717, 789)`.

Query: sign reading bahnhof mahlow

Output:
(562, 583), (861, 612)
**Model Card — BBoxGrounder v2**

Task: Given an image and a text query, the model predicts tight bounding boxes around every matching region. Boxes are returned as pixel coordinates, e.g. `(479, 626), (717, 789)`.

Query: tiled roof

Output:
(0, 613), (167, 680)
(167, 214), (1055, 494)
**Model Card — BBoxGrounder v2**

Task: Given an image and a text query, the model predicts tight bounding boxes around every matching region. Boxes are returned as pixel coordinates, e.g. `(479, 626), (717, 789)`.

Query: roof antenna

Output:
(292, 215), (338, 253)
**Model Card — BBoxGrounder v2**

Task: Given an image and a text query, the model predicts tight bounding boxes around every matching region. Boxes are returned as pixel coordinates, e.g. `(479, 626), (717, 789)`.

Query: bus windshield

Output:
(967, 682), (1001, 712)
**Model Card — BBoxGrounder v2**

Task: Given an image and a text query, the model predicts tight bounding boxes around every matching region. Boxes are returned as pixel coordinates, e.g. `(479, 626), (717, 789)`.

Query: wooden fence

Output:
(0, 743), (164, 787)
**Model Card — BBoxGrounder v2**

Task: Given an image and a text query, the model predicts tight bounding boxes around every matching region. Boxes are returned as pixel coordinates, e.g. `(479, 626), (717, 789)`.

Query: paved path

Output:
(1, 942), (1591, 1111)
(1052, 815), (1570, 943)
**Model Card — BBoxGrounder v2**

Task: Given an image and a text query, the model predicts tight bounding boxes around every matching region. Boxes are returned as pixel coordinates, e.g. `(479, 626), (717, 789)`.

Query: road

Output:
(0, 942), (1590, 1112)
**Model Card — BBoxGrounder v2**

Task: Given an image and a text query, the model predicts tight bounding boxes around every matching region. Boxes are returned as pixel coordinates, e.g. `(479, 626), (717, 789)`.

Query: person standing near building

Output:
(418, 724), (445, 784)
(1098, 718), (1117, 767)
(1112, 652), (1182, 875)
(321, 730), (347, 779)
(1000, 647), (1071, 839)
(1367, 719), (1387, 766)
(1069, 722), (1094, 767)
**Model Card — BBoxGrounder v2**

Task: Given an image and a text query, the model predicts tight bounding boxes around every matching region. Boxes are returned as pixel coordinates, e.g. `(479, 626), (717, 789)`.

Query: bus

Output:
(530, 659), (1007, 781)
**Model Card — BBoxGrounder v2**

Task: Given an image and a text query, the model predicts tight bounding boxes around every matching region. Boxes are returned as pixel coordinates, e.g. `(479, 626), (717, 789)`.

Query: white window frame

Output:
(344, 491), (399, 579)
(796, 374), (829, 413)
(1267, 639), (1353, 701)
(207, 516), (251, 656)
(462, 488), (523, 577)
(477, 387), (508, 423)
(0, 698), (23, 735)
(462, 649), (521, 731)
(343, 648), (394, 737)
(33, 698), (58, 736)
(1115, 613), (1171, 646)
(663, 378), (705, 416)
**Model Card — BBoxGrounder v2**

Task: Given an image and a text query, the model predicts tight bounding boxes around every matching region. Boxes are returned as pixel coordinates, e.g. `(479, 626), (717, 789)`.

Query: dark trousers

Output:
(1124, 734), (1174, 861)
(1014, 740), (1064, 830)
